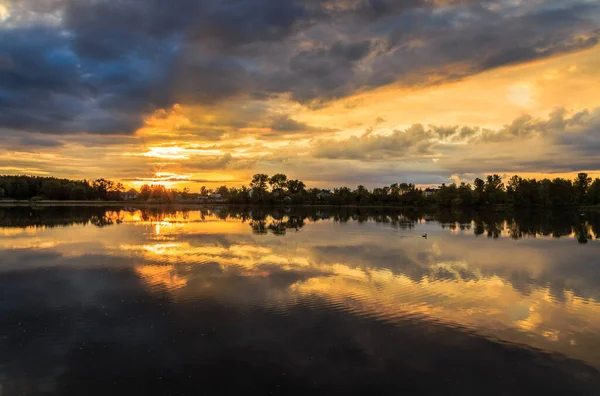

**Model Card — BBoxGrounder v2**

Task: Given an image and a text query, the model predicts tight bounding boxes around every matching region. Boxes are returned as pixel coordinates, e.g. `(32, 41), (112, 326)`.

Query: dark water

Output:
(1, 206), (600, 395)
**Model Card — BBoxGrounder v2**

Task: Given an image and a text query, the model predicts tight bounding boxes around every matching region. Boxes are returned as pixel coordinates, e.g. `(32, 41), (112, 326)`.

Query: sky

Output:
(1, 0), (600, 189)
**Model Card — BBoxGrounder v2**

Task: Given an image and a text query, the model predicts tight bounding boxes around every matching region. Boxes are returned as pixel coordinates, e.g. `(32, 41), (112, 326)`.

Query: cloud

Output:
(439, 107), (600, 175)
(471, 107), (597, 144)
(17, 134), (63, 148)
(556, 108), (600, 156)
(0, 26), (169, 135)
(312, 124), (440, 160)
(1, 0), (598, 136)
(187, 153), (236, 170)
(267, 115), (338, 136)
(308, 107), (600, 181)
(122, 176), (235, 184)
(0, 129), (64, 151)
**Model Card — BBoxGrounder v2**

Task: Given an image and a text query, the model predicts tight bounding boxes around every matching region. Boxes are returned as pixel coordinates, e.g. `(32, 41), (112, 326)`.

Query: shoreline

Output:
(0, 200), (430, 209)
(0, 200), (599, 211)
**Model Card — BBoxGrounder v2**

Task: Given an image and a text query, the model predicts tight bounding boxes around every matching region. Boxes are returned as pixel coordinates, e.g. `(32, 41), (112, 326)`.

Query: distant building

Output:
(316, 191), (333, 200)
(122, 188), (139, 200)
(209, 193), (226, 203)
(283, 196), (292, 204)
(423, 188), (438, 197)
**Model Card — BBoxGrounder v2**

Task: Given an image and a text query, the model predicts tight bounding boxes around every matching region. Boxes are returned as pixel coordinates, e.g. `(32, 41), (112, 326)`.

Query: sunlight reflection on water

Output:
(1, 206), (600, 395)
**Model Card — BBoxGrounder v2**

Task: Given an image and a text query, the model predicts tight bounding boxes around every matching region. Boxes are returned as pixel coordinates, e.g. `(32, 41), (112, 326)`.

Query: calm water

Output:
(1, 206), (600, 395)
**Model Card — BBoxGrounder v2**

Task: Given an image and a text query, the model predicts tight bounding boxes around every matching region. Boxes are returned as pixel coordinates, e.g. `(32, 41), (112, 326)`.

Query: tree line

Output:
(205, 172), (600, 207)
(1, 172), (600, 207)
(434, 173), (600, 207)
(0, 175), (126, 201)
(209, 173), (426, 206)
(0, 175), (196, 202)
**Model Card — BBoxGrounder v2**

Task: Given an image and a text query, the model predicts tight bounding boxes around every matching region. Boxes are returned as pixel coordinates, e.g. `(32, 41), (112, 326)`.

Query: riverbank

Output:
(1, 200), (600, 211)
(0, 200), (430, 209)
(0, 200), (207, 207)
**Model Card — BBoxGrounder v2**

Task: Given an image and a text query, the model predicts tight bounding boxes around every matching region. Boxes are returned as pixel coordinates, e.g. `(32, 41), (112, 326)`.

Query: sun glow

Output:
(123, 146), (223, 160)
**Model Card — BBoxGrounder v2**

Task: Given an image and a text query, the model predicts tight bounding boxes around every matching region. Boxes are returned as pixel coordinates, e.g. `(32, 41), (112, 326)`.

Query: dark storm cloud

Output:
(18, 135), (61, 147)
(360, 2), (600, 91)
(1, 0), (599, 135)
(0, 129), (64, 150)
(268, 115), (338, 135)
(265, 39), (377, 104)
(271, 115), (319, 132)
(0, 26), (171, 135)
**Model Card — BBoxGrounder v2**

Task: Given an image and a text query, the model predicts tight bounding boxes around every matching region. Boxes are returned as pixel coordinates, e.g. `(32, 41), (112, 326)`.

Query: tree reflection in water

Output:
(1, 206), (599, 243)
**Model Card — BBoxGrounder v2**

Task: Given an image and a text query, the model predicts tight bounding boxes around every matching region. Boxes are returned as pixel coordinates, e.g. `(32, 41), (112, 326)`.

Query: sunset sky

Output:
(1, 0), (600, 189)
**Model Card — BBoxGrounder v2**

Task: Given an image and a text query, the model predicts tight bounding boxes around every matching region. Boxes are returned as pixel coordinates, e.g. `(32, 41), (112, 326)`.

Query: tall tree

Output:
(181, 187), (190, 200)
(354, 185), (370, 204)
(216, 185), (229, 196)
(549, 178), (575, 206)
(250, 174), (270, 200)
(588, 178), (600, 205)
(457, 183), (473, 206)
(436, 183), (457, 206)
(473, 178), (485, 205)
(91, 179), (115, 200)
(269, 174), (288, 194)
(484, 174), (505, 204)
(287, 179), (306, 194)
(140, 185), (151, 200)
(574, 172), (592, 204)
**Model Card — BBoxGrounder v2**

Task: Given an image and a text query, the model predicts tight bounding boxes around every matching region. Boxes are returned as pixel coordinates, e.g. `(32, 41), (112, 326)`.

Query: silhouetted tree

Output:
(354, 185), (370, 204)
(139, 185), (151, 200)
(473, 178), (485, 205)
(2, 173), (600, 208)
(588, 178), (600, 205)
(250, 174), (270, 201)
(484, 174), (505, 204)
(457, 183), (473, 206)
(269, 174), (288, 195)
(287, 179), (306, 194)
(574, 172), (592, 204)
(181, 187), (190, 200)
(216, 185), (229, 196)
(436, 183), (457, 206)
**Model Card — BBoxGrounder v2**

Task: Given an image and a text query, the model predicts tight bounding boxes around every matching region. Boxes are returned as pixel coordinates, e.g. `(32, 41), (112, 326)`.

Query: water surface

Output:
(1, 207), (600, 395)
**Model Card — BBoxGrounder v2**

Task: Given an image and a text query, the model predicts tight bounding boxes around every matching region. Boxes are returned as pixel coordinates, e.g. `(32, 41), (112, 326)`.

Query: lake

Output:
(1, 206), (600, 395)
